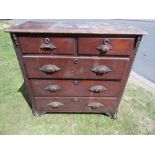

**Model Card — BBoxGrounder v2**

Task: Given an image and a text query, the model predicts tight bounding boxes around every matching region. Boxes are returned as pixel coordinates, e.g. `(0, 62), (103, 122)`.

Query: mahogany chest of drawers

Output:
(6, 21), (145, 118)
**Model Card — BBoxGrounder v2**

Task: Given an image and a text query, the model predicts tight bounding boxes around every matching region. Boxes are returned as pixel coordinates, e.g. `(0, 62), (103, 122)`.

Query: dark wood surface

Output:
(23, 56), (129, 80)
(10, 33), (38, 111)
(6, 21), (146, 35)
(19, 36), (76, 54)
(8, 21), (144, 118)
(35, 97), (118, 113)
(30, 79), (123, 97)
(116, 36), (143, 105)
(78, 38), (135, 56)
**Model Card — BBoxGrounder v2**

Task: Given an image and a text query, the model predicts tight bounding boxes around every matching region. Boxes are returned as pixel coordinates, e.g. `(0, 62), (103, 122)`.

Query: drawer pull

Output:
(89, 85), (107, 93)
(97, 38), (112, 53)
(91, 65), (111, 74)
(39, 64), (61, 73)
(48, 102), (64, 108)
(44, 85), (62, 92)
(88, 102), (104, 109)
(40, 38), (56, 50)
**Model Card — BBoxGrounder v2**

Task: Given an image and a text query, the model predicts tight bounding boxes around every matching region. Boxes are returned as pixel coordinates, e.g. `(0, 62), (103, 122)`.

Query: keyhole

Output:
(45, 38), (50, 44)
(103, 38), (109, 44)
(74, 80), (79, 85)
(74, 58), (79, 64)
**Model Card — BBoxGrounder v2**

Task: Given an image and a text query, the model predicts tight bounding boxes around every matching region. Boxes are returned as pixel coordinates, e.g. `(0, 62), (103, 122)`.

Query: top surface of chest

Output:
(6, 21), (146, 35)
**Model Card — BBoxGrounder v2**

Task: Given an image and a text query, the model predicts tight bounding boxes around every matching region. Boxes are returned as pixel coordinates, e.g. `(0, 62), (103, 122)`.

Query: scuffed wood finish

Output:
(19, 35), (76, 54)
(23, 56), (129, 80)
(6, 21), (145, 118)
(10, 33), (38, 111)
(30, 79), (123, 97)
(78, 38), (135, 56)
(35, 97), (118, 113)
(6, 21), (146, 35)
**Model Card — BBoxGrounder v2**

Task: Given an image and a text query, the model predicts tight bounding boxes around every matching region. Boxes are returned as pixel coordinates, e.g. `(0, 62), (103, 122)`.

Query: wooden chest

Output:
(6, 21), (146, 118)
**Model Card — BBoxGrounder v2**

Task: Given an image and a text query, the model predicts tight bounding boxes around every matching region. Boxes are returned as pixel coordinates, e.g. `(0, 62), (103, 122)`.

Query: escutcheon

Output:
(96, 38), (112, 54)
(40, 38), (56, 50)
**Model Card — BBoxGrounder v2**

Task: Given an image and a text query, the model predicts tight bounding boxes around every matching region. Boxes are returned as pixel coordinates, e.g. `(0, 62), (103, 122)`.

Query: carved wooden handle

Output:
(89, 85), (107, 93)
(39, 64), (61, 73)
(48, 102), (64, 108)
(40, 38), (56, 50)
(44, 85), (62, 92)
(88, 102), (104, 109)
(91, 65), (111, 74)
(97, 39), (112, 53)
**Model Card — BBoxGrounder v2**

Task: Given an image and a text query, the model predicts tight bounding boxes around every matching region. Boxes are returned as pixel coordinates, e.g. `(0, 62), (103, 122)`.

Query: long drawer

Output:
(30, 79), (123, 97)
(35, 97), (118, 113)
(24, 56), (129, 80)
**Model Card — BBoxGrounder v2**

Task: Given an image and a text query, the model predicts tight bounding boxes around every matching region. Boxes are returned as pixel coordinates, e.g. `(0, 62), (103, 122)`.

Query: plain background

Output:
(0, 0), (155, 155)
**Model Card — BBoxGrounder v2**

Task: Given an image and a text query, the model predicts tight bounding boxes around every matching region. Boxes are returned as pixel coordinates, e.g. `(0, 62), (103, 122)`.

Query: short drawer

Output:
(24, 56), (129, 80)
(78, 38), (135, 56)
(18, 35), (76, 54)
(30, 79), (123, 97)
(35, 97), (118, 113)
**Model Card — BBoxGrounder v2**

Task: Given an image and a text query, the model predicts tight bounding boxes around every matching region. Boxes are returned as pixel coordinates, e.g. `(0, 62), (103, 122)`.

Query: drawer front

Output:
(30, 80), (123, 97)
(24, 56), (129, 80)
(35, 97), (118, 113)
(78, 38), (135, 56)
(19, 36), (76, 54)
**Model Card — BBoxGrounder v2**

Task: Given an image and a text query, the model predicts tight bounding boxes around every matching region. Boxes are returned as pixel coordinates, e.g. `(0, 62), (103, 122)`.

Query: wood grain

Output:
(24, 56), (129, 80)
(19, 35), (76, 54)
(35, 97), (118, 113)
(78, 38), (135, 56)
(6, 21), (146, 35)
(30, 79), (123, 97)
(7, 21), (144, 117)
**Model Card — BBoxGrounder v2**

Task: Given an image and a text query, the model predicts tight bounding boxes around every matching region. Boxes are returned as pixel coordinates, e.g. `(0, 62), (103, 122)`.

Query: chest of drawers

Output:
(6, 21), (146, 118)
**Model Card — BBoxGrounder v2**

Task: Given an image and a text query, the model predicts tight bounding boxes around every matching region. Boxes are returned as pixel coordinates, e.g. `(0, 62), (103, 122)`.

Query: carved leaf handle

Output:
(88, 102), (104, 109)
(91, 65), (111, 74)
(44, 85), (62, 92)
(40, 38), (56, 50)
(48, 102), (64, 108)
(89, 85), (107, 93)
(96, 38), (112, 54)
(39, 64), (61, 73)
